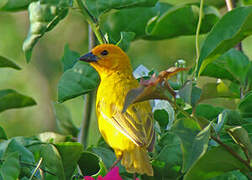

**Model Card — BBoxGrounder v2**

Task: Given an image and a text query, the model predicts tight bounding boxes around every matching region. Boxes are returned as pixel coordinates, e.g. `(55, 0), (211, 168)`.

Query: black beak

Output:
(79, 52), (98, 62)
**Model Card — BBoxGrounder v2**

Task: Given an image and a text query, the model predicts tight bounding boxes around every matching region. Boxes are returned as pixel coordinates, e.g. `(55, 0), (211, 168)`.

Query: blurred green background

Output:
(0, 0), (252, 145)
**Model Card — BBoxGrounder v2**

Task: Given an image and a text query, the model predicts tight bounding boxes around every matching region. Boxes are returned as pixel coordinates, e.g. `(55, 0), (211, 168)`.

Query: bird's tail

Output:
(120, 146), (153, 176)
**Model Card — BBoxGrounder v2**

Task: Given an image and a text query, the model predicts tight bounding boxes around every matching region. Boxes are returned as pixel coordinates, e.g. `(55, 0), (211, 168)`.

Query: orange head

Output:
(79, 44), (132, 74)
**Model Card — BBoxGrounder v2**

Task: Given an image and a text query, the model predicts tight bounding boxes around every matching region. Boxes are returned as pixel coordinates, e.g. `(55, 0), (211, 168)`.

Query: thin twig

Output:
(29, 158), (43, 180)
(211, 136), (252, 171)
(78, 26), (96, 147)
(0, 159), (56, 176)
(194, 0), (204, 78)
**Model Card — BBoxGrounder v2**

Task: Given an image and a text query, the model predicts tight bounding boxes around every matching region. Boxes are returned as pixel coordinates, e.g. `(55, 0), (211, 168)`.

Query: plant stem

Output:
(78, 26), (96, 147)
(29, 158), (43, 180)
(76, 0), (105, 44)
(0, 159), (56, 176)
(225, 0), (235, 11)
(194, 0), (204, 78)
(211, 136), (252, 171)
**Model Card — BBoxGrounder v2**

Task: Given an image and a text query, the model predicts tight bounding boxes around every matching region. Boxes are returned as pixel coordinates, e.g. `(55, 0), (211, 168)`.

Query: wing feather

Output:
(98, 99), (154, 148)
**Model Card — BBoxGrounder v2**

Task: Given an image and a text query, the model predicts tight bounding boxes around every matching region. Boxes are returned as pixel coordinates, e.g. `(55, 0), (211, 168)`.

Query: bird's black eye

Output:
(101, 50), (108, 56)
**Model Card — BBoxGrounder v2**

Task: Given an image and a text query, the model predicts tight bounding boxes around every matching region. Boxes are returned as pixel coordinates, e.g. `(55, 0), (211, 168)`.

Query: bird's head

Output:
(79, 44), (132, 74)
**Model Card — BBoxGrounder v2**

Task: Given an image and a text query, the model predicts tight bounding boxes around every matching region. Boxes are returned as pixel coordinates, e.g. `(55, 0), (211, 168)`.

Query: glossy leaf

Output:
(0, 55), (21, 70)
(78, 151), (107, 177)
(101, 3), (219, 41)
(199, 81), (239, 102)
(85, 0), (158, 18)
(197, 6), (252, 75)
(101, 3), (173, 40)
(239, 92), (252, 118)
(228, 126), (252, 159)
(0, 152), (20, 180)
(184, 145), (250, 180)
(145, 4), (220, 40)
(200, 49), (250, 85)
(0, 89), (36, 113)
(61, 44), (79, 72)
(55, 142), (83, 180)
(172, 118), (211, 172)
(23, 0), (72, 62)
(0, 0), (35, 11)
(58, 62), (99, 102)
(53, 103), (79, 137)
(40, 144), (65, 179)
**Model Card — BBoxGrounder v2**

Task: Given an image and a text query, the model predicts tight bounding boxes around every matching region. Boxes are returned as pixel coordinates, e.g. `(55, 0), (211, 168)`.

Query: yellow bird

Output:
(79, 44), (154, 176)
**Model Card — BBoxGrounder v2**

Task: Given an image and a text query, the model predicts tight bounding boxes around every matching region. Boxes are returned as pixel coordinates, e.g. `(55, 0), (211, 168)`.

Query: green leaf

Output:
(89, 146), (116, 170)
(40, 144), (65, 180)
(172, 118), (211, 172)
(57, 62), (99, 103)
(53, 103), (79, 137)
(4, 139), (35, 163)
(0, 89), (36, 113)
(184, 145), (250, 180)
(0, 0), (35, 11)
(243, 0), (252, 5)
(239, 91), (252, 118)
(116, 32), (136, 51)
(0, 55), (21, 70)
(228, 126), (252, 159)
(153, 132), (182, 179)
(0, 152), (20, 180)
(211, 170), (247, 180)
(85, 0), (158, 18)
(200, 49), (250, 85)
(0, 126), (7, 140)
(145, 4), (220, 40)
(23, 0), (72, 62)
(153, 100), (175, 130)
(195, 104), (223, 121)
(101, 2), (172, 41)
(199, 81), (239, 102)
(102, 3), (219, 41)
(78, 151), (107, 177)
(178, 81), (202, 108)
(61, 44), (79, 72)
(197, 6), (252, 75)
(55, 142), (83, 180)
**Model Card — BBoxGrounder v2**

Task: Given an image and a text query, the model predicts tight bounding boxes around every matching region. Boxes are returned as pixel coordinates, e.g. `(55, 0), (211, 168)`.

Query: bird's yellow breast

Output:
(96, 72), (139, 152)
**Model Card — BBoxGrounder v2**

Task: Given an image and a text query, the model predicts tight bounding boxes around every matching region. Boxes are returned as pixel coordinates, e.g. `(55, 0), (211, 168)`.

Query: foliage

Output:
(1, 0), (252, 179)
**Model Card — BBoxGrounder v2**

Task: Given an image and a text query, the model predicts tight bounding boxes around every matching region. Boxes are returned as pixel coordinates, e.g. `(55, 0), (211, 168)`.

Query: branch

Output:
(76, 0), (106, 44)
(78, 26), (96, 147)
(211, 136), (252, 172)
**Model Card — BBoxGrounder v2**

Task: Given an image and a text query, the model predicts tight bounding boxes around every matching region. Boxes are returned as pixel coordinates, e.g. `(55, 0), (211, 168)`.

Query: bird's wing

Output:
(98, 99), (154, 148)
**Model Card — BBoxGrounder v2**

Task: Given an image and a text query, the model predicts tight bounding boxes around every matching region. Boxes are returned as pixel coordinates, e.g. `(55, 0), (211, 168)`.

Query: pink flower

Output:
(84, 167), (139, 180)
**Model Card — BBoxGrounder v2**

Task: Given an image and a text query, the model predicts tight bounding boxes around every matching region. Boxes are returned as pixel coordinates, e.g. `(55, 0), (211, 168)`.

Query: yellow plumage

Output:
(80, 44), (154, 176)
